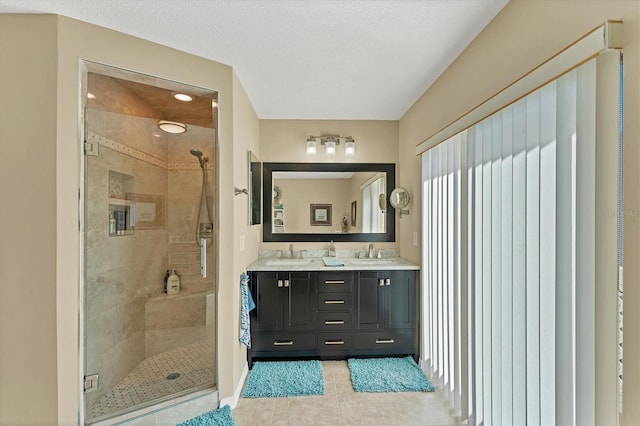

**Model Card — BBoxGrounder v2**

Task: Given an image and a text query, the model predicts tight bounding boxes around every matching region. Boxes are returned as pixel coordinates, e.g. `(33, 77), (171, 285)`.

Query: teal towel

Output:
(239, 273), (255, 348)
(322, 257), (344, 267)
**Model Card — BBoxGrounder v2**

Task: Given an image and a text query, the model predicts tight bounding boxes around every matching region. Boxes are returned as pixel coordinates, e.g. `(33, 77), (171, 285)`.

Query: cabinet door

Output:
(284, 271), (316, 331)
(355, 271), (384, 330)
(252, 272), (284, 331)
(385, 270), (416, 329)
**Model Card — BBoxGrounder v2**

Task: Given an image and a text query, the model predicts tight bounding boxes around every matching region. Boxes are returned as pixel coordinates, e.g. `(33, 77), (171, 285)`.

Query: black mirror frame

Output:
(263, 162), (396, 242)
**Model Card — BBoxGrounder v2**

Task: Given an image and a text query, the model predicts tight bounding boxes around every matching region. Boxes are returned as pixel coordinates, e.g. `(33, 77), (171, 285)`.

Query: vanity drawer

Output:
(353, 330), (414, 351)
(317, 312), (353, 331)
(318, 272), (353, 292)
(318, 332), (353, 350)
(252, 332), (316, 352)
(317, 292), (352, 312)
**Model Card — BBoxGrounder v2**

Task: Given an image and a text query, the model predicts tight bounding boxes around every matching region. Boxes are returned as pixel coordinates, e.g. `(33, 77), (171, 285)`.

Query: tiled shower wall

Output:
(85, 110), (169, 409)
(85, 76), (216, 410)
(146, 125), (215, 357)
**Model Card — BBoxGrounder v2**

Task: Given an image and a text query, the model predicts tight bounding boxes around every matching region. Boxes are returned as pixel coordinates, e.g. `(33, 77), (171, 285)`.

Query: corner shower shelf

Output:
(108, 198), (135, 206)
(148, 289), (211, 302)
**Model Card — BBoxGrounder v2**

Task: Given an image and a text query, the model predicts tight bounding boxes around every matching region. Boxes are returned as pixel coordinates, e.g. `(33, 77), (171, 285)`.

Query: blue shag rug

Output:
(242, 360), (325, 398)
(348, 356), (435, 393)
(177, 405), (235, 426)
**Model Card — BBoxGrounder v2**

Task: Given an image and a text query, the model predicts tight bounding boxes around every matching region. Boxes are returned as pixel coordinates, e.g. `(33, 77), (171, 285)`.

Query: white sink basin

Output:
(264, 259), (315, 266)
(349, 259), (398, 266)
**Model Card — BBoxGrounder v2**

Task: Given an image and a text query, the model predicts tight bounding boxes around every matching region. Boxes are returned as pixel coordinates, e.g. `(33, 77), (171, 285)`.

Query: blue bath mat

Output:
(177, 404), (235, 426)
(242, 360), (325, 397)
(348, 356), (435, 392)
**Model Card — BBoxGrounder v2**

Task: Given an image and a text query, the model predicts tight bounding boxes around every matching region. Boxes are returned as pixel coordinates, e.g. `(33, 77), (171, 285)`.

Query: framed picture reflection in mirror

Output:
(310, 204), (332, 226)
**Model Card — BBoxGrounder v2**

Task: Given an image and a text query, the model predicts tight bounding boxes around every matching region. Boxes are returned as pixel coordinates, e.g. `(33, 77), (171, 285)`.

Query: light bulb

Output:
(306, 138), (317, 155)
(325, 140), (336, 156)
(173, 93), (193, 102)
(345, 139), (356, 156)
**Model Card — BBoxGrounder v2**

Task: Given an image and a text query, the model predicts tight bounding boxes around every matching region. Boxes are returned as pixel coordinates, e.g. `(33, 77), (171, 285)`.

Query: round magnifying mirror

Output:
(390, 187), (410, 209)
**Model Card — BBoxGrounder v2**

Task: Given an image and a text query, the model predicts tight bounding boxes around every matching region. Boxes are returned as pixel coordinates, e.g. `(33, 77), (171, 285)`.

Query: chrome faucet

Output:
(280, 243), (294, 259)
(368, 243), (375, 259)
(328, 240), (336, 257)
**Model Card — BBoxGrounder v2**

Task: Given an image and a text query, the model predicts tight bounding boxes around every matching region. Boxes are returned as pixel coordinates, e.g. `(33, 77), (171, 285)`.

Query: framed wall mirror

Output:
(248, 151), (261, 225)
(263, 163), (395, 242)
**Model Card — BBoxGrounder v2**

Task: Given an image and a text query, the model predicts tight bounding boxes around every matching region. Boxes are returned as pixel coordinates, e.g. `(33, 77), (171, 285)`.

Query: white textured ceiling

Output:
(0, 0), (509, 119)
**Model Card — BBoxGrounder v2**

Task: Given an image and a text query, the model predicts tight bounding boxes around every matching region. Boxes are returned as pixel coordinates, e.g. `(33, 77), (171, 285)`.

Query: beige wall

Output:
(0, 15), (59, 425)
(275, 179), (351, 234)
(398, 0), (640, 423)
(259, 119), (399, 251)
(231, 72), (261, 391)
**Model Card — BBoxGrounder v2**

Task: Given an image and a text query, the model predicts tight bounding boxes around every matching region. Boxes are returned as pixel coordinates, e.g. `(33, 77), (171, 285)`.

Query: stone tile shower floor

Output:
(87, 338), (215, 421)
(233, 360), (460, 426)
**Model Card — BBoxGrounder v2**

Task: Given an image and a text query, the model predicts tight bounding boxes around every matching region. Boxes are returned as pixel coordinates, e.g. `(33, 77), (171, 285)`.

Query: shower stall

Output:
(81, 63), (218, 424)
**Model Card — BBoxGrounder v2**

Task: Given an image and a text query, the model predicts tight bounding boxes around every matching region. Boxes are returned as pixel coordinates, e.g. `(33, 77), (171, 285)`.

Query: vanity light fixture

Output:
(157, 120), (187, 134)
(305, 135), (356, 157)
(173, 93), (193, 102)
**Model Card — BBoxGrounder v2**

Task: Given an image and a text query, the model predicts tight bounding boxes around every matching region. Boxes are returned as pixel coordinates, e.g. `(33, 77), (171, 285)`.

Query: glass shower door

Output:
(82, 63), (218, 423)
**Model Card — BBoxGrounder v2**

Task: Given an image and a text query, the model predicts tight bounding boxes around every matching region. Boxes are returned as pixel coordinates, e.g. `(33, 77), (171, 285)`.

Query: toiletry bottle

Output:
(163, 269), (170, 293)
(167, 269), (181, 295)
(109, 213), (116, 235)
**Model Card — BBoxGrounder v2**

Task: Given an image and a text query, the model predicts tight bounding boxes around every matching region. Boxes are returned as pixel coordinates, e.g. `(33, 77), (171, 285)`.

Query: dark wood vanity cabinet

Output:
(248, 271), (316, 365)
(353, 270), (418, 356)
(248, 269), (418, 366)
(355, 270), (416, 330)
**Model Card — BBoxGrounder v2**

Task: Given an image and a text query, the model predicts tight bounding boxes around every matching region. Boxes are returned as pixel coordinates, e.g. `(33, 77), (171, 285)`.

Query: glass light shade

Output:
(173, 93), (193, 102)
(306, 139), (317, 155)
(345, 140), (356, 156)
(325, 140), (336, 156)
(158, 120), (187, 134)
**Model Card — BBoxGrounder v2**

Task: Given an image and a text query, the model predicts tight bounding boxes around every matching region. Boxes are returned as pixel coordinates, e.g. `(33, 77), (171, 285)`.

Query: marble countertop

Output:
(247, 256), (420, 271)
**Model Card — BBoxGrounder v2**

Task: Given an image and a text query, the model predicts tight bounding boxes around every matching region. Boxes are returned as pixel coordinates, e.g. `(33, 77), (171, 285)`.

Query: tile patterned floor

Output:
(87, 338), (215, 421)
(232, 360), (460, 426)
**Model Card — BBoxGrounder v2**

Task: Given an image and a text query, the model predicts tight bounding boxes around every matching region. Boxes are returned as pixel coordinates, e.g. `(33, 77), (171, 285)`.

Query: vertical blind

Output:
(422, 53), (620, 425)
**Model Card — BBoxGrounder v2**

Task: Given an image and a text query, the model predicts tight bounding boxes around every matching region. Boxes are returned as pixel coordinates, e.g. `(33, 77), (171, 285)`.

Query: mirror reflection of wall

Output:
(272, 171), (384, 234)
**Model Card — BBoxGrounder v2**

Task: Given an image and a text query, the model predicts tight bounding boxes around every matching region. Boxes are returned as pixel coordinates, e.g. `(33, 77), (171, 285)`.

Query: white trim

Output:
(219, 363), (249, 409)
(415, 22), (621, 156)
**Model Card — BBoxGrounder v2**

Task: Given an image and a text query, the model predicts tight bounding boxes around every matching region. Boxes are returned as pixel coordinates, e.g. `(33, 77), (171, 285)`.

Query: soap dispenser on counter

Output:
(167, 269), (181, 295)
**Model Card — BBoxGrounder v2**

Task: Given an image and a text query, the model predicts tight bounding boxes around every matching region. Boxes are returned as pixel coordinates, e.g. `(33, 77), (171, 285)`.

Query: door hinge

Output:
(84, 140), (99, 156)
(84, 373), (99, 393)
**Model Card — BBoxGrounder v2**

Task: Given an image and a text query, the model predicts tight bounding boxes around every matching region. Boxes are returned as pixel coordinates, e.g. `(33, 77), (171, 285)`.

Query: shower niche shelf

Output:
(108, 170), (135, 236)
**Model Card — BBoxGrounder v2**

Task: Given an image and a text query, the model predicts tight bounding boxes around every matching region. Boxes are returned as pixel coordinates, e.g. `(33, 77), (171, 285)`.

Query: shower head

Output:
(190, 149), (205, 169)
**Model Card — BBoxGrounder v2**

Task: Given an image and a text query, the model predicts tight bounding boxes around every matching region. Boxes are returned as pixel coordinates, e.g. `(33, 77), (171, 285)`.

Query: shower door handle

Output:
(200, 238), (207, 278)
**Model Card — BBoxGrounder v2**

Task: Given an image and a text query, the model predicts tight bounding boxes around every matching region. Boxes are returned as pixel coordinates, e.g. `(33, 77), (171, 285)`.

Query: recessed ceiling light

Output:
(173, 93), (193, 102)
(87, 93), (96, 99)
(157, 120), (187, 134)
